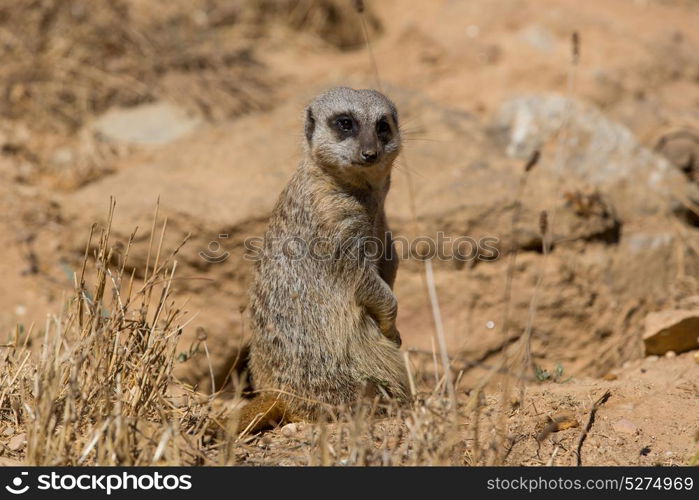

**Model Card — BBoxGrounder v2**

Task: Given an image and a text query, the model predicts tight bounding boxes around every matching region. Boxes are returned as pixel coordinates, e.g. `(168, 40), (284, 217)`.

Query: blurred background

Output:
(0, 0), (698, 460)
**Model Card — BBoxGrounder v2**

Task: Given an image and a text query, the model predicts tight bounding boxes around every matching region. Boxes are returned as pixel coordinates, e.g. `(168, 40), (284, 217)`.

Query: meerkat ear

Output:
(304, 107), (316, 144)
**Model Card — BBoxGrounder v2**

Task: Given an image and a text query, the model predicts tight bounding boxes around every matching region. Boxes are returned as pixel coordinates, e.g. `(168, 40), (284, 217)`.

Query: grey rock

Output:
(92, 102), (202, 146)
(495, 95), (698, 218)
(518, 24), (556, 52)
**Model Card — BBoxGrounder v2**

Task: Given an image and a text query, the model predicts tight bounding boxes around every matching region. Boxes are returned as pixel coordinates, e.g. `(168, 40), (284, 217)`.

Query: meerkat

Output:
(238, 87), (409, 433)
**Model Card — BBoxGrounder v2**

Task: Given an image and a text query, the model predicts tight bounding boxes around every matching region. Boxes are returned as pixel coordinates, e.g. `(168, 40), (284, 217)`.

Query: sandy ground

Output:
(0, 0), (698, 465)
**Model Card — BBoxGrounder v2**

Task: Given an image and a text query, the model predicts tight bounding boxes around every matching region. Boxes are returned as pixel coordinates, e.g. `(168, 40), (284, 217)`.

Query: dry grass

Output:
(0, 0), (378, 188)
(0, 201), (503, 466)
(1, 202), (231, 465)
(0, 191), (538, 466)
(0, 0), (379, 132)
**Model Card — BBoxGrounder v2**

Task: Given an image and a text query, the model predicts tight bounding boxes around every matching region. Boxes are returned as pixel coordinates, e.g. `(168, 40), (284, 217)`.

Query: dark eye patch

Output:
(305, 108), (315, 143)
(337, 117), (353, 131)
(376, 115), (392, 142)
(327, 112), (358, 140)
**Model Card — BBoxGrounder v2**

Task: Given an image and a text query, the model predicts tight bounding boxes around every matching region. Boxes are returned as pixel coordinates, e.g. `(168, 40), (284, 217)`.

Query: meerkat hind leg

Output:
(235, 394), (296, 434)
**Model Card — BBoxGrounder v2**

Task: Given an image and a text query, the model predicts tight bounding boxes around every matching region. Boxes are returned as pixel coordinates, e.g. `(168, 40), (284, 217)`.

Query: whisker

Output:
(402, 137), (453, 143)
(394, 160), (428, 181)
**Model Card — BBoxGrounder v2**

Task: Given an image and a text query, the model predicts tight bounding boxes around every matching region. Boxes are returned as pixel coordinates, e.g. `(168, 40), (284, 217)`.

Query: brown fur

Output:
(238, 87), (409, 432)
(235, 393), (292, 434)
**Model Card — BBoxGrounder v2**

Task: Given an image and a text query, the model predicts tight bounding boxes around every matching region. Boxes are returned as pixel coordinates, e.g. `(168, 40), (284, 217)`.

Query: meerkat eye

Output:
(376, 118), (391, 135)
(336, 116), (353, 132)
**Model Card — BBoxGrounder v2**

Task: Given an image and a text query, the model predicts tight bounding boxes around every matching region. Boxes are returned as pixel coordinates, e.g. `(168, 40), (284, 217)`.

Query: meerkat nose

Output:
(361, 150), (378, 163)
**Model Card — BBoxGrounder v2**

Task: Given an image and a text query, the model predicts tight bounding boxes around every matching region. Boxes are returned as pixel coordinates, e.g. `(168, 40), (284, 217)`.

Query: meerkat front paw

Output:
(382, 323), (402, 347)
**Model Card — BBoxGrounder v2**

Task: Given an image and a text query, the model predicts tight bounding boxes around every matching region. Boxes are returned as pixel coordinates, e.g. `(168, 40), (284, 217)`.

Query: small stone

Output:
(602, 373), (618, 381)
(281, 423), (297, 437)
(613, 419), (638, 435)
(518, 24), (555, 52)
(3, 427), (14, 437)
(52, 147), (74, 166)
(646, 355), (659, 362)
(15, 162), (36, 182)
(466, 25), (480, 38)
(656, 130), (699, 174)
(8, 433), (26, 451)
(693, 351), (699, 364)
(665, 350), (676, 358)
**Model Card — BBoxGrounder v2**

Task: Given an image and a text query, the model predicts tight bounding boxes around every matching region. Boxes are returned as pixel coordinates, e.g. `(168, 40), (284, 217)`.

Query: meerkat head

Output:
(304, 87), (401, 187)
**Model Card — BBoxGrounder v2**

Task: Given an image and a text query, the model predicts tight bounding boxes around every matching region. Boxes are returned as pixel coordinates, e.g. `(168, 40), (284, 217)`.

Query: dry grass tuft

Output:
(0, 203), (231, 465)
(255, 0), (382, 51)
